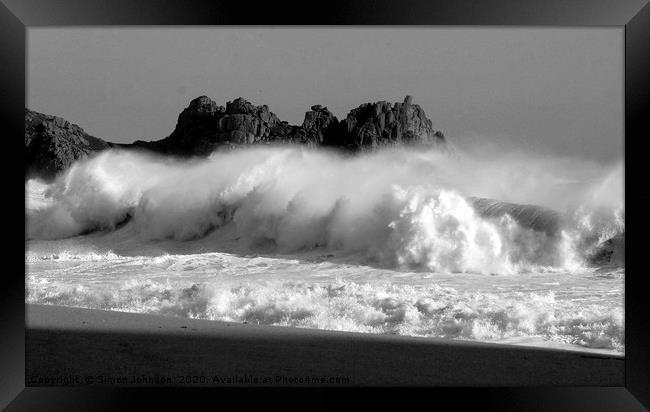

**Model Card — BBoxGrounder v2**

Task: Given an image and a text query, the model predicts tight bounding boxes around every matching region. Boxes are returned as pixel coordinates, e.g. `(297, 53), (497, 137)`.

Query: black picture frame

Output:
(3, 0), (649, 410)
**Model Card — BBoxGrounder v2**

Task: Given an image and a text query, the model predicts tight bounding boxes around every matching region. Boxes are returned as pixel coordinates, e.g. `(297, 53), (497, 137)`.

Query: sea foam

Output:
(25, 275), (624, 352)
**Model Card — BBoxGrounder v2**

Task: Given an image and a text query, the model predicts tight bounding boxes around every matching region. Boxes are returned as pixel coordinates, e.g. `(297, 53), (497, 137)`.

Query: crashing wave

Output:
(469, 197), (624, 267)
(25, 147), (624, 274)
(469, 198), (564, 236)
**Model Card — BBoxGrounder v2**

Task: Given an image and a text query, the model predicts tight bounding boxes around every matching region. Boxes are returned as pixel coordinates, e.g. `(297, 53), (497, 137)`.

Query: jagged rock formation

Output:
(25, 95), (445, 178)
(294, 105), (339, 146)
(133, 96), (295, 155)
(134, 95), (444, 154)
(25, 109), (111, 179)
(329, 96), (445, 150)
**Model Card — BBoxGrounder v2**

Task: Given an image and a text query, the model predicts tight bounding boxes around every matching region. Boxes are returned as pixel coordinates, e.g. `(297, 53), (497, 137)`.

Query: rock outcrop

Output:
(26, 95), (445, 179)
(294, 105), (339, 146)
(25, 109), (111, 179)
(328, 95), (445, 150)
(135, 95), (444, 154)
(134, 96), (294, 155)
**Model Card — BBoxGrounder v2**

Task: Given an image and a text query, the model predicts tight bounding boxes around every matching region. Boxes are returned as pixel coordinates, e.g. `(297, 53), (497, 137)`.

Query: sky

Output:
(27, 27), (623, 164)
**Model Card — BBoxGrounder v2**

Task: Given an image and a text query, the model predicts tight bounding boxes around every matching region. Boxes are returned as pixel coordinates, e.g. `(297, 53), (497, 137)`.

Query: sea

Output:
(25, 146), (625, 354)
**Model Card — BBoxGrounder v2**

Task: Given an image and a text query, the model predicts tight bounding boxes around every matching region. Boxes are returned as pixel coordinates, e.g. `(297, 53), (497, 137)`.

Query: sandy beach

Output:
(25, 304), (624, 386)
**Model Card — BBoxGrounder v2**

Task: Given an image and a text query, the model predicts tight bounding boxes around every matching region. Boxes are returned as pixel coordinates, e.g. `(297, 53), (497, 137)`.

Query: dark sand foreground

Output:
(26, 304), (624, 386)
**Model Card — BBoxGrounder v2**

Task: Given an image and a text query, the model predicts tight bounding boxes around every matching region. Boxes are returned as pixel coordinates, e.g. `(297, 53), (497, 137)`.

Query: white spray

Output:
(26, 146), (624, 274)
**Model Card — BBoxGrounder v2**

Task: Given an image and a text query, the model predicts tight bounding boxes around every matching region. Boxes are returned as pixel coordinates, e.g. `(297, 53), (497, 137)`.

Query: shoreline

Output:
(26, 304), (624, 386)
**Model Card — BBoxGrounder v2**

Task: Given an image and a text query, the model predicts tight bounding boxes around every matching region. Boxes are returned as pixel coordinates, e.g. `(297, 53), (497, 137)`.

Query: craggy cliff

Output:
(25, 109), (113, 179)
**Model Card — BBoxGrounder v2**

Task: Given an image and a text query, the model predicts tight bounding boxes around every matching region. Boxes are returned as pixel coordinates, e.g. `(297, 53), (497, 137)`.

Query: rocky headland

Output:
(25, 95), (445, 179)
(25, 109), (115, 179)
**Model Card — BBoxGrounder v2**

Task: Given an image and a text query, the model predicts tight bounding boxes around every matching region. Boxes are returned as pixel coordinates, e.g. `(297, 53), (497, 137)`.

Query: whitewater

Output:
(25, 146), (625, 354)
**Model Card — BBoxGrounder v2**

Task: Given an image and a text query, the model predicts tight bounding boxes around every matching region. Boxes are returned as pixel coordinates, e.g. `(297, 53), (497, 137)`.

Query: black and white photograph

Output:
(24, 26), (626, 387)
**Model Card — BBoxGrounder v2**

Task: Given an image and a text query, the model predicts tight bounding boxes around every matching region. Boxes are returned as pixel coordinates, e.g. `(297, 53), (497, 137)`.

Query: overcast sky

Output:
(28, 27), (623, 163)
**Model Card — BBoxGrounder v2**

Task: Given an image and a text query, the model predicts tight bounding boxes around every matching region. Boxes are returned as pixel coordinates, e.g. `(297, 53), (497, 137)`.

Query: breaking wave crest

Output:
(26, 147), (624, 274)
